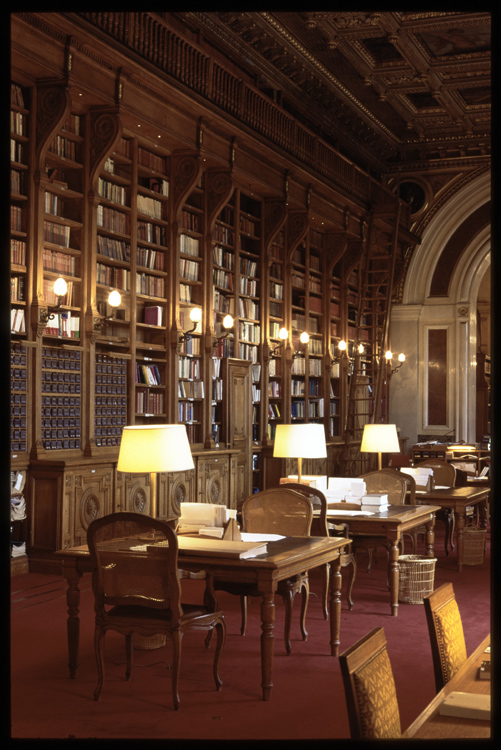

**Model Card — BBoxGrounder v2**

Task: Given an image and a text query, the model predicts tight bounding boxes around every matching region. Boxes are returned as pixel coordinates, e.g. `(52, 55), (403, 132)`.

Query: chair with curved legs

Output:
(416, 459), (457, 554)
(212, 487), (313, 654)
(280, 482), (357, 613)
(87, 511), (226, 710)
(423, 582), (467, 692)
(340, 627), (401, 739)
(354, 469), (409, 571)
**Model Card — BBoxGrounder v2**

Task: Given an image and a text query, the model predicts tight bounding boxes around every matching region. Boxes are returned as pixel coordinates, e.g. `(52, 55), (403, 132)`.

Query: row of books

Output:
(11, 83), (25, 108)
(49, 135), (80, 162)
(268, 403), (281, 419)
(139, 177), (169, 197)
(179, 284), (192, 303)
(11, 167), (24, 193)
(181, 209), (201, 234)
(98, 178), (129, 206)
(97, 235), (131, 262)
(178, 380), (204, 398)
(44, 311), (80, 338)
(239, 321), (261, 343)
(11, 309), (26, 334)
(137, 146), (166, 174)
(136, 273), (165, 298)
(269, 261), (283, 280)
(135, 390), (164, 415)
(11, 205), (23, 232)
(136, 246), (164, 270)
(239, 215), (259, 236)
(309, 401), (324, 418)
(239, 277), (257, 296)
(43, 248), (77, 277)
(213, 245), (234, 269)
(44, 220), (71, 248)
(240, 258), (258, 276)
(270, 283), (284, 301)
(180, 234), (200, 256)
(97, 205), (130, 234)
(11, 110), (26, 137)
(135, 362), (162, 385)
(238, 342), (259, 362)
(268, 381), (281, 397)
(180, 337), (200, 356)
(96, 263), (130, 290)
(213, 290), (233, 314)
(213, 268), (233, 290)
(137, 220), (167, 246)
(252, 385), (261, 402)
(11, 239), (26, 266)
(292, 381), (305, 395)
(212, 379), (223, 400)
(179, 357), (200, 379)
(213, 338), (233, 358)
(238, 298), (259, 320)
(213, 223), (235, 246)
(137, 194), (163, 220)
(11, 276), (25, 302)
(178, 400), (202, 422)
(180, 258), (200, 281)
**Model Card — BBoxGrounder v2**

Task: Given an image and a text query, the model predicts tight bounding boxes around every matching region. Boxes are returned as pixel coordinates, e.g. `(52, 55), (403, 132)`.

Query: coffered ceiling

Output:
(175, 11), (491, 176)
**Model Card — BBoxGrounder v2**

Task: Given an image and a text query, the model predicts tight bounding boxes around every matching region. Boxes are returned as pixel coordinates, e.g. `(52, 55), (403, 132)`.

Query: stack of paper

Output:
(325, 477), (366, 504)
(177, 503), (226, 533)
(282, 475), (327, 490)
(361, 493), (389, 511)
(400, 466), (434, 491)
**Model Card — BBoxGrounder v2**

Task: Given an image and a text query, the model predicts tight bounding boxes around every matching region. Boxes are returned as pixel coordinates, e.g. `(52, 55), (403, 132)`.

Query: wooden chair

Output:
(212, 487), (312, 654)
(417, 459), (457, 554)
(353, 469), (409, 571)
(87, 512), (226, 710)
(280, 482), (357, 613)
(423, 582), (467, 693)
(339, 627), (401, 739)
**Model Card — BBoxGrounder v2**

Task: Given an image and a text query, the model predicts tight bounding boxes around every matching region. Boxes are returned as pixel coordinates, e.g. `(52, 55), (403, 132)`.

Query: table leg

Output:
(328, 555), (342, 656)
(260, 590), (276, 701)
(388, 535), (400, 617)
(478, 498), (488, 529)
(64, 563), (83, 678)
(424, 514), (436, 558)
(456, 508), (466, 572)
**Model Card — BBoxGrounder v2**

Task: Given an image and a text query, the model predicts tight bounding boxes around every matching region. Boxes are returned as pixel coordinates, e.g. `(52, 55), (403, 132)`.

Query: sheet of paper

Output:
(326, 510), (375, 517)
(240, 532), (285, 542)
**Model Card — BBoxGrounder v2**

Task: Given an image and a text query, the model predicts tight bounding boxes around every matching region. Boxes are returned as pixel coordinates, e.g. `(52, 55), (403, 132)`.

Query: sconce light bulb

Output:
(398, 353), (406, 363)
(278, 327), (288, 341)
(108, 290), (121, 308)
(190, 307), (202, 323)
(338, 340), (347, 351)
(222, 314), (234, 330)
(300, 331), (309, 345)
(385, 350), (393, 361)
(53, 277), (68, 298)
(358, 343), (364, 354)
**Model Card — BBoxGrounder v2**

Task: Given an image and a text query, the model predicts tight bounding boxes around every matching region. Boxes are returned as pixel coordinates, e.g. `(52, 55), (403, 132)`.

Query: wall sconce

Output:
(331, 339), (348, 364)
(292, 331), (309, 359)
(179, 307), (202, 343)
(212, 313), (234, 346)
(93, 290), (122, 330)
(269, 327), (288, 357)
(385, 350), (406, 374)
(40, 277), (67, 324)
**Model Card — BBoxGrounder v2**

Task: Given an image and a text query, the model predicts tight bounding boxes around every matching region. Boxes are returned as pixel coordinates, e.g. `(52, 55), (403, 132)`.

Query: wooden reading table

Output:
(56, 534), (350, 701)
(403, 634), (491, 738)
(324, 504), (440, 616)
(415, 485), (489, 571)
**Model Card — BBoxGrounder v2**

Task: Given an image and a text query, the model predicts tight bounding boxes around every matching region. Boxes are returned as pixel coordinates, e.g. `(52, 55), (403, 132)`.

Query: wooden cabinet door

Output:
(223, 358), (252, 508)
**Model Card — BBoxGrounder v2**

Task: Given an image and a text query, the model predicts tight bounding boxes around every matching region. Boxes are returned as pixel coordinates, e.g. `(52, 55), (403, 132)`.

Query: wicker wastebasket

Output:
(463, 526), (487, 565)
(398, 555), (436, 604)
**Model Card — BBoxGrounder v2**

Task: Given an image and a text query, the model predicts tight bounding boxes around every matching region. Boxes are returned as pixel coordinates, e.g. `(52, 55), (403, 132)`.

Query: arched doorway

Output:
(389, 170), (491, 447)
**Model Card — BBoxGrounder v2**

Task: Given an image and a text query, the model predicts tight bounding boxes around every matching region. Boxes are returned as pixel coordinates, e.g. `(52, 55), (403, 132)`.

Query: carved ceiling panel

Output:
(176, 12), (490, 175)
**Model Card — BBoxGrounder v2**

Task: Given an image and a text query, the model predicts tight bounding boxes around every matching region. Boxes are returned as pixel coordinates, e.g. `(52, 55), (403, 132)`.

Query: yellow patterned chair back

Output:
(424, 582), (467, 692)
(340, 627), (401, 739)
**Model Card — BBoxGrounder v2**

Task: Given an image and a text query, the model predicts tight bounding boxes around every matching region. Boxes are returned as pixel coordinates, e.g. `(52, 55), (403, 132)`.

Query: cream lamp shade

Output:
(360, 423), (400, 470)
(273, 423), (327, 484)
(117, 424), (194, 474)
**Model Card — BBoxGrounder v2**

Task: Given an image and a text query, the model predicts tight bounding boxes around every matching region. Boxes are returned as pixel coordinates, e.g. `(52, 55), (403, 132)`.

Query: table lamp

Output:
(117, 424), (194, 517)
(273, 423), (327, 484)
(360, 423), (400, 471)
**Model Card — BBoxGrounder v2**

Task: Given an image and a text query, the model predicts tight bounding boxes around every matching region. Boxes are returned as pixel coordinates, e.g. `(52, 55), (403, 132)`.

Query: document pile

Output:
(177, 503), (227, 537)
(361, 493), (389, 511)
(400, 466), (434, 491)
(281, 475), (327, 490)
(324, 477), (366, 508)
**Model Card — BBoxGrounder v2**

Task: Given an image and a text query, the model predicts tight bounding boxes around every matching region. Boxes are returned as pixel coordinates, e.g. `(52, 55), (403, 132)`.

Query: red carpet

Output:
(10, 526), (491, 740)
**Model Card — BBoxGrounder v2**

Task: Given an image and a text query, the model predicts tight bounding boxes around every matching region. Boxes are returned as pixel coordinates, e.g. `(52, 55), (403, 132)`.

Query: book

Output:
(439, 692), (490, 720)
(144, 305), (163, 326)
(361, 494), (388, 505)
